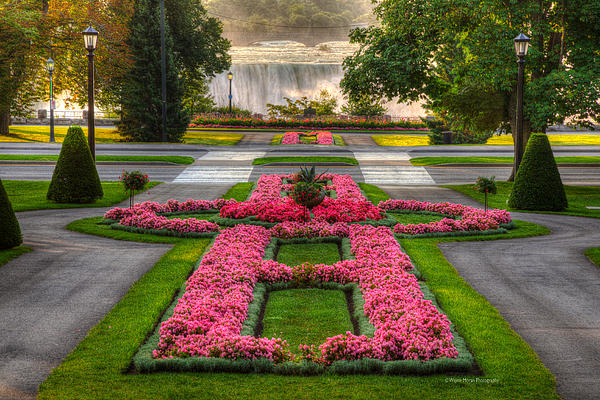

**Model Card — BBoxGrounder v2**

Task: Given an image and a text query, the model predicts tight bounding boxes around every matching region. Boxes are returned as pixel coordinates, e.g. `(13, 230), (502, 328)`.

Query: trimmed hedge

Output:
(508, 133), (568, 211)
(0, 178), (22, 249)
(47, 126), (103, 203)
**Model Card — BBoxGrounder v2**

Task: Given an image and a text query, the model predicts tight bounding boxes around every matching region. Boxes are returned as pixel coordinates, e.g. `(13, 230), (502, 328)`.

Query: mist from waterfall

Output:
(207, 41), (425, 118)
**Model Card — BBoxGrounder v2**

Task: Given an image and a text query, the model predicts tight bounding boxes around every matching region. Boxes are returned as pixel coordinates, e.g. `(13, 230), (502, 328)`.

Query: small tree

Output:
(120, 170), (149, 208)
(0, 178), (22, 249)
(475, 176), (497, 212)
(508, 133), (567, 211)
(47, 126), (103, 203)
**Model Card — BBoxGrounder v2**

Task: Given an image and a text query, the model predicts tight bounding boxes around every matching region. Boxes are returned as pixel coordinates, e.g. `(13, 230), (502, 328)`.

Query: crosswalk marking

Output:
(361, 166), (435, 185)
(198, 151), (265, 161)
(353, 152), (411, 161)
(173, 166), (254, 183)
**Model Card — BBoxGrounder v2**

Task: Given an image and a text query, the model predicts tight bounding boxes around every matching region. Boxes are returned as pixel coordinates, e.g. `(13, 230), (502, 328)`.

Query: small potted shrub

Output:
(120, 170), (149, 208)
(475, 176), (497, 212)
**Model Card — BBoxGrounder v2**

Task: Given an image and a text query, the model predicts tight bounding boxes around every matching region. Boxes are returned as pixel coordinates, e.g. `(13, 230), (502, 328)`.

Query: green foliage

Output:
(475, 176), (497, 195)
(290, 182), (324, 208)
(46, 126), (103, 203)
(0, 178), (22, 249)
(508, 134), (568, 211)
(341, 94), (385, 117)
(210, 105), (252, 116)
(585, 247), (600, 267)
(341, 0), (600, 133)
(267, 90), (338, 118)
(292, 165), (326, 185)
(118, 0), (190, 142)
(0, 246), (31, 268)
(424, 118), (493, 145)
(277, 243), (340, 266)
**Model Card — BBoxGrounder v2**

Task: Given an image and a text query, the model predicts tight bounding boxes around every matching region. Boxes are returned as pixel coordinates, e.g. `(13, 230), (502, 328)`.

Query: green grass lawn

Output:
(262, 289), (352, 354)
(37, 180), (559, 399)
(4, 180), (161, 212)
(252, 156), (359, 166)
(182, 130), (243, 145)
(358, 182), (390, 205)
(445, 182), (600, 219)
(411, 156), (600, 166)
(0, 154), (194, 164)
(390, 213), (445, 225)
(584, 247), (600, 267)
(277, 242), (340, 266)
(487, 134), (600, 146)
(221, 182), (255, 201)
(371, 134), (430, 146)
(2, 126), (243, 145)
(0, 246), (31, 268)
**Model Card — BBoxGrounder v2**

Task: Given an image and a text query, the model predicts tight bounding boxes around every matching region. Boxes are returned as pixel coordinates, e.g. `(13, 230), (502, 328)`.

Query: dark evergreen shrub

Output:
(47, 126), (103, 203)
(508, 133), (567, 211)
(0, 178), (22, 249)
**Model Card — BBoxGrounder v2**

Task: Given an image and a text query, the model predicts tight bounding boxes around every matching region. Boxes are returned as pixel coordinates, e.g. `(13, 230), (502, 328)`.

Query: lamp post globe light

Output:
(46, 57), (55, 143)
(82, 25), (98, 160)
(227, 71), (233, 114)
(513, 32), (530, 173)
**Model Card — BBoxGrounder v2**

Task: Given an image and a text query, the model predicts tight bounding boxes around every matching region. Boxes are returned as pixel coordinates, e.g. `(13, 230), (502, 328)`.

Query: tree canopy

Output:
(341, 0), (600, 136)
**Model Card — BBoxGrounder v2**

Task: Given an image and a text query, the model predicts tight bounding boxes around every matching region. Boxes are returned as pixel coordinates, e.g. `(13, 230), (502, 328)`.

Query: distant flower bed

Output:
(190, 116), (428, 131)
(281, 131), (334, 145)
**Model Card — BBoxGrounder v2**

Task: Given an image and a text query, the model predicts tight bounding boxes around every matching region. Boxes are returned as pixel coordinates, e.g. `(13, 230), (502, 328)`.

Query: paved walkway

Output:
(383, 186), (600, 400)
(0, 183), (228, 400)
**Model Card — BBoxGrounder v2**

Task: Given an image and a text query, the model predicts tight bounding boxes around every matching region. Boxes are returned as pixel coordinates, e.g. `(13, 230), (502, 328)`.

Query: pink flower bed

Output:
(281, 131), (301, 144)
(315, 131), (333, 144)
(280, 131), (334, 145)
(271, 221), (351, 239)
(378, 199), (512, 235)
(119, 209), (220, 234)
(153, 223), (458, 364)
(104, 198), (236, 220)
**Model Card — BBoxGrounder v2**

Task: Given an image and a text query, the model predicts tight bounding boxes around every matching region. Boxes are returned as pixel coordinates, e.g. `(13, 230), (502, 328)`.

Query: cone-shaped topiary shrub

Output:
(47, 126), (103, 203)
(508, 133), (567, 211)
(0, 178), (23, 249)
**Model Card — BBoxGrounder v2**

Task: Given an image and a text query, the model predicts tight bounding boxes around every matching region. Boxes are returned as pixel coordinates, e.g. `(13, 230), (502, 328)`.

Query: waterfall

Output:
(207, 41), (426, 118)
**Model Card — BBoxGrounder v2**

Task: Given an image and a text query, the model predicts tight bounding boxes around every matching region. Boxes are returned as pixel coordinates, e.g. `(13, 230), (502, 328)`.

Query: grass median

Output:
(411, 156), (600, 166)
(37, 181), (558, 399)
(0, 154), (194, 164)
(252, 156), (358, 165)
(4, 180), (161, 212)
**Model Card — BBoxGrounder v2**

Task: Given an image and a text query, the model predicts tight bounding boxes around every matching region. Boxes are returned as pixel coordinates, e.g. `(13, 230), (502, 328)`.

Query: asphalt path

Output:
(382, 186), (600, 400)
(0, 183), (229, 400)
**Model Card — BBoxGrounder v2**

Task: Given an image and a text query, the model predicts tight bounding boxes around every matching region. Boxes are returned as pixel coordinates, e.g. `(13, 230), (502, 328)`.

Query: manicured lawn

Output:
(411, 156), (600, 166)
(584, 247), (600, 267)
(37, 180), (559, 399)
(221, 182), (255, 201)
(0, 154), (194, 164)
(390, 213), (445, 225)
(445, 182), (600, 219)
(252, 156), (358, 166)
(371, 134), (430, 146)
(277, 242), (340, 266)
(182, 130), (243, 145)
(487, 134), (600, 146)
(2, 126), (122, 143)
(4, 180), (161, 212)
(0, 246), (31, 268)
(2, 126), (242, 145)
(358, 182), (390, 205)
(262, 289), (353, 354)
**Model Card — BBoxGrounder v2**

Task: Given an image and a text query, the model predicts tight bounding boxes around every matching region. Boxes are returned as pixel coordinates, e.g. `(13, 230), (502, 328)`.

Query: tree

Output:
(0, 1), (44, 134)
(508, 133), (567, 211)
(341, 94), (385, 116)
(341, 0), (600, 180)
(118, 0), (189, 142)
(47, 126), (103, 203)
(0, 178), (22, 249)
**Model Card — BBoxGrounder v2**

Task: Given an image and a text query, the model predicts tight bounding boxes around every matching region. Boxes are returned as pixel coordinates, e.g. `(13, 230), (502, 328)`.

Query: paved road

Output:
(0, 183), (228, 400)
(384, 186), (600, 400)
(2, 143), (600, 185)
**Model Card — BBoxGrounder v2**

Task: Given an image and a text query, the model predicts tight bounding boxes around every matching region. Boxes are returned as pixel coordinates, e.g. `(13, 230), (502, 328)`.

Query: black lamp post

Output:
(82, 25), (98, 160)
(160, 0), (167, 142)
(46, 57), (55, 143)
(227, 71), (233, 114)
(514, 32), (530, 173)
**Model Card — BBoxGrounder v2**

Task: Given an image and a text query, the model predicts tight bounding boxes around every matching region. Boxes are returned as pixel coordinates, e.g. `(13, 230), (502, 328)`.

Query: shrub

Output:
(47, 126), (103, 203)
(475, 176), (497, 211)
(120, 170), (149, 208)
(0, 178), (22, 249)
(425, 118), (492, 144)
(508, 133), (567, 211)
